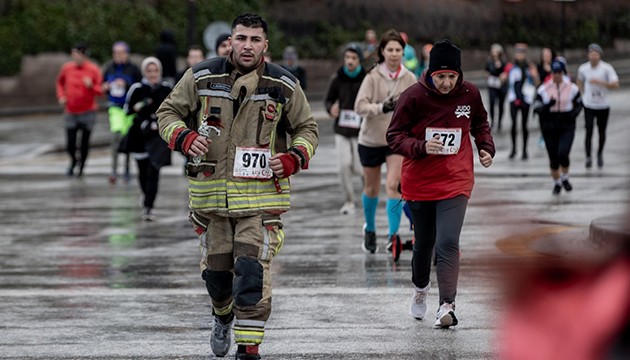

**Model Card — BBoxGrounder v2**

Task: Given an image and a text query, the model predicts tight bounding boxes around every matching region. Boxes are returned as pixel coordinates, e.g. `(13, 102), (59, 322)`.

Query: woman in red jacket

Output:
(387, 40), (495, 328)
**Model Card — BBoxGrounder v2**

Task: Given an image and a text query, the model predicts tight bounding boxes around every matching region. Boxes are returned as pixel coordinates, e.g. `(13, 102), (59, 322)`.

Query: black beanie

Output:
(428, 39), (461, 76)
(215, 33), (230, 53)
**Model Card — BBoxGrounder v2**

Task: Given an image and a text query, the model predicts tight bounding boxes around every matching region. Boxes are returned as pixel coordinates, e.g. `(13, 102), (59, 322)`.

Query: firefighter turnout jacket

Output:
(157, 57), (318, 217)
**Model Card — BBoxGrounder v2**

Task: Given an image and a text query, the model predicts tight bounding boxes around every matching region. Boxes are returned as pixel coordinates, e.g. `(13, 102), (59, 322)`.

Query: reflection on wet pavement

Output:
(2, 90), (629, 358)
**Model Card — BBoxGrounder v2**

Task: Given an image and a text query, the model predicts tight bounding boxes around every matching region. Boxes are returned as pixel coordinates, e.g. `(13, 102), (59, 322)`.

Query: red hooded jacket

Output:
(387, 72), (495, 201)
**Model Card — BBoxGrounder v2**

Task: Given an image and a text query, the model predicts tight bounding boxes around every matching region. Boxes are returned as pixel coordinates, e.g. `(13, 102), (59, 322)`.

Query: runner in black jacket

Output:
(324, 43), (366, 215)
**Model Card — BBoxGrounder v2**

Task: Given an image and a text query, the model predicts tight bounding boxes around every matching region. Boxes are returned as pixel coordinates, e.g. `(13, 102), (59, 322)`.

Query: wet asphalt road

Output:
(1, 91), (629, 359)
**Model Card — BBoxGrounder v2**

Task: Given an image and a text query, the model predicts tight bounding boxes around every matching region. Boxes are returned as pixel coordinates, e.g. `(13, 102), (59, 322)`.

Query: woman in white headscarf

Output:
(123, 57), (173, 221)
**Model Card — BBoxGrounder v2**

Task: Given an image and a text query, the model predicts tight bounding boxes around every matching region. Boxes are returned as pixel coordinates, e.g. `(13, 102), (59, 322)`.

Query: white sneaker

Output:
(339, 201), (356, 215)
(434, 302), (458, 328)
(141, 207), (156, 222)
(410, 284), (430, 320)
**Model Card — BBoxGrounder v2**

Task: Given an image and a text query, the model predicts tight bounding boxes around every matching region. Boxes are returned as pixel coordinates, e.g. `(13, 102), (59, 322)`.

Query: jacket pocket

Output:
(189, 211), (209, 238)
(256, 100), (281, 146)
(260, 214), (284, 261)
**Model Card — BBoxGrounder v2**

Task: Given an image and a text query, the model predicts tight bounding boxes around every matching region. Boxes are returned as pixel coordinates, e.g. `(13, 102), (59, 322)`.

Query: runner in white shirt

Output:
(576, 43), (620, 168)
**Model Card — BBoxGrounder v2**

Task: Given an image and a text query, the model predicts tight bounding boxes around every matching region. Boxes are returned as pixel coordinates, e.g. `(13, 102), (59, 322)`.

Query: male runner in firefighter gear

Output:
(157, 13), (318, 360)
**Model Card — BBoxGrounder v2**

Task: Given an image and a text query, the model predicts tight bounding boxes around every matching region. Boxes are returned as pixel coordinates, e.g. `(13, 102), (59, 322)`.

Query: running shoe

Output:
(141, 207), (156, 222)
(387, 233), (403, 262)
(77, 161), (84, 177)
(509, 150), (516, 160)
(361, 224), (378, 253)
(585, 156), (592, 168)
(235, 345), (260, 360)
(211, 315), (233, 357)
(552, 184), (562, 195)
(434, 302), (458, 328)
(67, 158), (79, 177)
(339, 201), (356, 215)
(562, 179), (573, 192)
(597, 153), (604, 168)
(410, 284), (430, 320)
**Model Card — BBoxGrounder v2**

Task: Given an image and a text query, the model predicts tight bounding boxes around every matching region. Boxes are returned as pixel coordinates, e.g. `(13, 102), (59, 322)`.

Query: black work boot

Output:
(235, 345), (261, 360)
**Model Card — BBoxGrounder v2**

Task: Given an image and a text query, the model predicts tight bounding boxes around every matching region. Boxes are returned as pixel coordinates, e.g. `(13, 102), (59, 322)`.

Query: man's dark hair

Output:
(72, 42), (89, 55)
(232, 13), (268, 35)
(187, 45), (204, 53)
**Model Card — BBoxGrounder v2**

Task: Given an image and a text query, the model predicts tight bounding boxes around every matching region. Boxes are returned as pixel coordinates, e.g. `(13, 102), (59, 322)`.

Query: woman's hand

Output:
(425, 136), (444, 155)
(479, 149), (493, 168)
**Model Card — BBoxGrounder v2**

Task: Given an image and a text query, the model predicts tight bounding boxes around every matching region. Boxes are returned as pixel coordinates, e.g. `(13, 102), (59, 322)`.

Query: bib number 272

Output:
(425, 127), (462, 155)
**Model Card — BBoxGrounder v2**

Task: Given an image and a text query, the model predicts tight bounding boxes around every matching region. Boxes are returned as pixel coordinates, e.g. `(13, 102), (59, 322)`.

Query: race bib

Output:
(338, 110), (362, 129)
(522, 82), (536, 103)
(590, 89), (604, 105)
(233, 147), (273, 179)
(425, 127), (462, 155)
(109, 79), (127, 98)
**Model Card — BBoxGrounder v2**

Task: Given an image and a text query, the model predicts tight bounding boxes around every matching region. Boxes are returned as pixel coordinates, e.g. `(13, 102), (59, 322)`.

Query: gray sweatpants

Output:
(334, 134), (361, 203)
(409, 195), (468, 305)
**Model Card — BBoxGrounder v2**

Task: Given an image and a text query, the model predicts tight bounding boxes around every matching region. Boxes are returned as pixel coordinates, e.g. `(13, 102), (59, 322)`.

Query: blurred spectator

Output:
(155, 29), (178, 87)
(102, 41), (142, 185)
(55, 42), (103, 177)
(281, 46), (307, 90)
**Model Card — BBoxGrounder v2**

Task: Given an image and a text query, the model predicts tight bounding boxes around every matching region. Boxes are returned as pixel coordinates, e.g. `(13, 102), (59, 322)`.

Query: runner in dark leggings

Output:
(506, 43), (540, 160)
(65, 113), (95, 177)
(124, 57), (172, 221)
(583, 108), (609, 166)
(387, 40), (494, 328)
(408, 195), (468, 309)
(534, 60), (582, 195)
(485, 43), (508, 131)
(576, 43), (620, 168)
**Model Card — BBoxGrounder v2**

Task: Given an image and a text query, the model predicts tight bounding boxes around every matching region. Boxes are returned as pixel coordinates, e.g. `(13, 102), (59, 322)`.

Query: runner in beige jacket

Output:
(354, 29), (417, 255)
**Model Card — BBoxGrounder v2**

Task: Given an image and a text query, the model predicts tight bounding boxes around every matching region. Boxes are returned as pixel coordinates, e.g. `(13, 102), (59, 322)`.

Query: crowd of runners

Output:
(53, 12), (621, 359)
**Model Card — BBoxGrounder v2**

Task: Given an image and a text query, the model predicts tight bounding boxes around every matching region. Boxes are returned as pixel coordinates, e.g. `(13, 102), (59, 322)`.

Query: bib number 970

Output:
(241, 151), (267, 169)
(234, 147), (273, 179)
